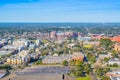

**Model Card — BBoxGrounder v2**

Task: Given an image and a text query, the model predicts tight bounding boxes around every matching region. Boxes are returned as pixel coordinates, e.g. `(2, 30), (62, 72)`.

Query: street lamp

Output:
(62, 74), (65, 80)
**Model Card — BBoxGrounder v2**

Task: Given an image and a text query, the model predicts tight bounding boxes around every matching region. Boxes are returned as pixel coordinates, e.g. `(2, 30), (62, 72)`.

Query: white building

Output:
(108, 58), (120, 66)
(106, 71), (120, 80)
(42, 54), (72, 64)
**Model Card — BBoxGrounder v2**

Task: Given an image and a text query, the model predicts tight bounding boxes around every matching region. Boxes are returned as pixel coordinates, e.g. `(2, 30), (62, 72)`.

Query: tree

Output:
(103, 58), (109, 62)
(75, 70), (84, 76)
(100, 38), (112, 49)
(55, 49), (64, 55)
(34, 60), (42, 65)
(62, 60), (68, 66)
(84, 64), (92, 75)
(70, 61), (85, 77)
(0, 64), (12, 70)
(77, 61), (83, 65)
(73, 47), (80, 52)
(111, 53), (118, 58)
(87, 53), (96, 63)
(41, 49), (49, 56)
(112, 63), (119, 67)
(75, 61), (85, 76)
(95, 68), (110, 78)
(69, 60), (76, 65)
(101, 76), (110, 80)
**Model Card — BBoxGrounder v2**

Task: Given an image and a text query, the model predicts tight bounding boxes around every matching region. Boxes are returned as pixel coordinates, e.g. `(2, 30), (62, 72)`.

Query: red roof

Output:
(110, 36), (120, 43)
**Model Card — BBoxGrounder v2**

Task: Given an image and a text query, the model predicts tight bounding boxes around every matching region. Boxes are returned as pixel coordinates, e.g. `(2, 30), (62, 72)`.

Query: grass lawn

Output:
(76, 75), (91, 80)
(42, 39), (48, 43)
(84, 44), (93, 49)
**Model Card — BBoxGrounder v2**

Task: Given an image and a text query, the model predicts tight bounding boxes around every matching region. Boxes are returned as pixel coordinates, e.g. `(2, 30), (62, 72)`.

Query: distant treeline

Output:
(0, 23), (120, 35)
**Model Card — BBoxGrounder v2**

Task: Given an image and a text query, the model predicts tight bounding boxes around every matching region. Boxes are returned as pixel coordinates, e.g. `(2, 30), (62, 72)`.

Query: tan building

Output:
(6, 50), (30, 65)
(7, 57), (24, 65)
(72, 52), (84, 61)
(114, 43), (120, 51)
(50, 31), (57, 38)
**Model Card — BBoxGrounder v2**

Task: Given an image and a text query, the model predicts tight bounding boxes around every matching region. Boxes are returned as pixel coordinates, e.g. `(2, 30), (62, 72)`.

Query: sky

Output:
(0, 0), (120, 22)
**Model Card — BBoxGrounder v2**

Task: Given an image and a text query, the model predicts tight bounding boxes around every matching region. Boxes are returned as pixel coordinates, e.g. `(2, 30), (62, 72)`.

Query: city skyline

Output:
(0, 0), (120, 22)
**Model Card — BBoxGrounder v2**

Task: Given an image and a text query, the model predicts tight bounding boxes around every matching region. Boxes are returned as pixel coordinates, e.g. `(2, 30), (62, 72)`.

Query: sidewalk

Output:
(1, 73), (16, 80)
(65, 75), (75, 80)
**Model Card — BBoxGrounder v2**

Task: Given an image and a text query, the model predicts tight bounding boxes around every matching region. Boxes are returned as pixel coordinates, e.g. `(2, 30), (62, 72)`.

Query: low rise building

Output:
(106, 71), (120, 80)
(6, 56), (30, 65)
(97, 53), (112, 62)
(56, 31), (65, 39)
(13, 39), (29, 47)
(110, 36), (120, 43)
(6, 50), (40, 66)
(29, 44), (36, 49)
(78, 36), (92, 41)
(42, 54), (72, 64)
(67, 43), (76, 48)
(108, 58), (120, 66)
(72, 52), (85, 61)
(114, 43), (120, 51)
(42, 52), (85, 64)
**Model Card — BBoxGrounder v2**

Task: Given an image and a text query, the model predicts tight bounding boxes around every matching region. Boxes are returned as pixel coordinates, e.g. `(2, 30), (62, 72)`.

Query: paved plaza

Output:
(2, 66), (75, 80)
(10, 73), (74, 80)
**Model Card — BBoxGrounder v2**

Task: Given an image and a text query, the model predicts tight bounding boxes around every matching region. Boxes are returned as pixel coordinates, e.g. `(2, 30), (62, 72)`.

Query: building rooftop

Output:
(110, 76), (120, 80)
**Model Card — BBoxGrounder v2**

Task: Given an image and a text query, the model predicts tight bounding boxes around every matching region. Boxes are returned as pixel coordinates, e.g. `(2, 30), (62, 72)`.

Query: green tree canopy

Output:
(62, 60), (68, 66)
(100, 38), (112, 49)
